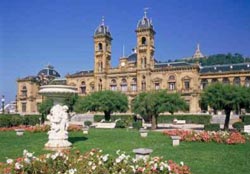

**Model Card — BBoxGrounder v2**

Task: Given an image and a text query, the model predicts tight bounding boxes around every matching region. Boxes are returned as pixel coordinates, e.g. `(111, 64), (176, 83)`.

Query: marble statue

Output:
(45, 104), (72, 149)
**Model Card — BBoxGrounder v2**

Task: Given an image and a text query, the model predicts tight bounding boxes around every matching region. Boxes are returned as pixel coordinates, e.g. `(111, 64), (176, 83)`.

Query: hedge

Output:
(94, 115), (134, 122)
(158, 114), (211, 124)
(240, 115), (250, 125)
(94, 114), (211, 124)
(204, 123), (220, 131)
(0, 114), (41, 127)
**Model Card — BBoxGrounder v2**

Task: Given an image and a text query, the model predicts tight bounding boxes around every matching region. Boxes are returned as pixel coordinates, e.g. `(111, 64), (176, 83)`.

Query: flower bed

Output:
(163, 130), (246, 144)
(0, 149), (190, 174)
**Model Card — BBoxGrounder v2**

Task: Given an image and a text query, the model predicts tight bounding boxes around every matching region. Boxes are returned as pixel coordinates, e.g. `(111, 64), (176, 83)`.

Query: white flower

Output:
(160, 165), (164, 171)
(116, 157), (121, 163)
(68, 168), (77, 174)
(92, 165), (96, 170)
(90, 152), (94, 156)
(26, 152), (33, 158)
(15, 162), (23, 170)
(24, 157), (31, 164)
(6, 158), (13, 164)
(51, 154), (57, 160)
(180, 161), (184, 166)
(23, 149), (28, 156)
(102, 154), (109, 162)
(167, 165), (171, 171)
(88, 161), (93, 166)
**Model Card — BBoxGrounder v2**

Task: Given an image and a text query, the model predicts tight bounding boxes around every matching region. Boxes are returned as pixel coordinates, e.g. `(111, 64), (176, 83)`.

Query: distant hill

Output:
(180, 53), (250, 66)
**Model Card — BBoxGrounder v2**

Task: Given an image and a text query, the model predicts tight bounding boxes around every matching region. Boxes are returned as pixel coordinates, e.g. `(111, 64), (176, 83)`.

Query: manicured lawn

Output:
(0, 129), (249, 174)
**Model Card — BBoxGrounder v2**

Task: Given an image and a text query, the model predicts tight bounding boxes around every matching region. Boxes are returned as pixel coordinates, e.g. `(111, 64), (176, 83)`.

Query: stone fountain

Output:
(39, 82), (77, 150)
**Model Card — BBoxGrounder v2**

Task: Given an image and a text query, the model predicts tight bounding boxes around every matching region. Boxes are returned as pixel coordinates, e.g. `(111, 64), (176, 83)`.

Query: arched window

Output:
(141, 37), (147, 45)
(120, 78), (127, 92)
(110, 79), (117, 91)
(200, 79), (208, 90)
(98, 43), (103, 51)
(168, 75), (176, 91)
(21, 86), (27, 96)
(222, 78), (230, 84)
(245, 77), (250, 87)
(233, 77), (241, 86)
(130, 78), (137, 92)
(80, 81), (86, 94)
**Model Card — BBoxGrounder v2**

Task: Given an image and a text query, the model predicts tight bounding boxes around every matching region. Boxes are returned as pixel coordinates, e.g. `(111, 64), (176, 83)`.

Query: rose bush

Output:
(0, 149), (190, 174)
(163, 130), (246, 144)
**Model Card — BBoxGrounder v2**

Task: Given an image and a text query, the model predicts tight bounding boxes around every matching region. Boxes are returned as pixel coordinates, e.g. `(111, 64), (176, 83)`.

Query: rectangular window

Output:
(169, 82), (175, 91)
(121, 85), (127, 92)
(184, 81), (190, 90)
(111, 85), (117, 91)
(131, 84), (137, 92)
(155, 83), (160, 90)
(21, 103), (26, 113)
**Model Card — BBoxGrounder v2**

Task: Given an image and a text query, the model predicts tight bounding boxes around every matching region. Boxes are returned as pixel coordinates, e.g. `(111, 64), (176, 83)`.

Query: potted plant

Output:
(82, 121), (92, 134)
(15, 129), (25, 136)
(139, 128), (149, 137)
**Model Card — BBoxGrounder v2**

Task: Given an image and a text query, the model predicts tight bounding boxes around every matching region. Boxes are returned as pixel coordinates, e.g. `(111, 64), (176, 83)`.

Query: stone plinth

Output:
(133, 148), (153, 160)
(171, 136), (181, 146)
(139, 129), (149, 137)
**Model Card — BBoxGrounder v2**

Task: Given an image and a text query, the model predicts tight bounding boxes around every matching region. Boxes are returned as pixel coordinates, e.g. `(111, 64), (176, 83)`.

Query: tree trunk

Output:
(151, 115), (157, 130)
(104, 111), (111, 121)
(224, 109), (231, 130)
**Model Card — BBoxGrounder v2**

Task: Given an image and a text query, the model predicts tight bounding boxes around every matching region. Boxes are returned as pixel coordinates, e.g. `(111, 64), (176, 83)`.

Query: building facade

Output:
(16, 12), (250, 114)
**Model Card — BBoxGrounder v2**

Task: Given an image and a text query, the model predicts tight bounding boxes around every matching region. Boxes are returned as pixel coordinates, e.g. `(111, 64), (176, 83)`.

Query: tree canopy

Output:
(183, 53), (250, 66)
(38, 99), (53, 123)
(200, 83), (250, 130)
(74, 90), (128, 121)
(132, 90), (188, 129)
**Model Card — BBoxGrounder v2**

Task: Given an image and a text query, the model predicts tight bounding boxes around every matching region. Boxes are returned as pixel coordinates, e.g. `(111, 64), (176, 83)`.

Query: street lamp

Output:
(1, 95), (5, 114)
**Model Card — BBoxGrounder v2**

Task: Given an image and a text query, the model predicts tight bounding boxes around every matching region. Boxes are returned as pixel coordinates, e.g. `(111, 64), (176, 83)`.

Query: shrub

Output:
(0, 114), (24, 127)
(163, 129), (246, 144)
(0, 149), (191, 174)
(115, 119), (127, 128)
(23, 115), (41, 126)
(158, 114), (211, 124)
(84, 120), (92, 127)
(132, 120), (142, 130)
(240, 115), (250, 125)
(232, 121), (245, 132)
(204, 124), (220, 131)
(94, 114), (133, 122)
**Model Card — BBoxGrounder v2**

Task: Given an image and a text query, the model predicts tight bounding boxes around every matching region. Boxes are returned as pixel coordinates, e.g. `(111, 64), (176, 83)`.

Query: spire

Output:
(101, 16), (105, 26)
(144, 7), (149, 18)
(193, 43), (204, 59)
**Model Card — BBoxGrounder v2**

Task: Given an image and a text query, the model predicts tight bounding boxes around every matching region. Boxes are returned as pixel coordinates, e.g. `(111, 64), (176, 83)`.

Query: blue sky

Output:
(1, 0), (250, 104)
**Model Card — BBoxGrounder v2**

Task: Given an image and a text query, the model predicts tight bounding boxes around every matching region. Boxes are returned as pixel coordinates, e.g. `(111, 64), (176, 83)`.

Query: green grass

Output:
(0, 129), (250, 174)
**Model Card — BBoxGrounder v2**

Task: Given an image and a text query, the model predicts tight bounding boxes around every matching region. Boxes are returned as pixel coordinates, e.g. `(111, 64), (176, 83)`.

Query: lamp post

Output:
(1, 95), (5, 114)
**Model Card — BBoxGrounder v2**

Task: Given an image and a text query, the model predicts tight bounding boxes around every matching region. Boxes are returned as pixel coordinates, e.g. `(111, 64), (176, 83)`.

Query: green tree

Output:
(132, 90), (188, 129)
(74, 90), (128, 121)
(200, 83), (250, 130)
(64, 94), (78, 112)
(38, 99), (53, 123)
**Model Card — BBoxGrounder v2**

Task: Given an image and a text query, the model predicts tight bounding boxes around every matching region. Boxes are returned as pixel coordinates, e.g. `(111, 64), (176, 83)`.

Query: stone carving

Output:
(45, 104), (72, 149)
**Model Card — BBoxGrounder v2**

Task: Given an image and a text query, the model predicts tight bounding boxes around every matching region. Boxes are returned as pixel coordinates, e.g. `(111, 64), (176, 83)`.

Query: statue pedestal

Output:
(45, 140), (72, 151)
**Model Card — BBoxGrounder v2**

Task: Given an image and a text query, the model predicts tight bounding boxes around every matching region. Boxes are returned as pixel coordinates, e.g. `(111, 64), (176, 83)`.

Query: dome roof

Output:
(94, 17), (111, 37)
(137, 11), (153, 29)
(37, 65), (60, 78)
